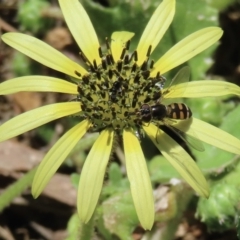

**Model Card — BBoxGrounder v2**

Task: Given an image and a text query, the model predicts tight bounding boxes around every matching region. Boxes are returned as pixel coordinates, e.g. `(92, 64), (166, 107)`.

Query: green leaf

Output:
(149, 155), (180, 183)
(0, 167), (37, 212)
(18, 0), (50, 34)
(197, 183), (240, 232)
(202, 0), (236, 11)
(193, 105), (240, 173)
(66, 214), (80, 240)
(108, 162), (123, 186)
(98, 191), (139, 240)
(186, 97), (235, 126)
(173, 0), (219, 79)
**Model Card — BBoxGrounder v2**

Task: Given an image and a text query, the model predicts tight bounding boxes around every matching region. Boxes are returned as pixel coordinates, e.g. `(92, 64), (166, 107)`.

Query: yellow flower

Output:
(0, 0), (239, 230)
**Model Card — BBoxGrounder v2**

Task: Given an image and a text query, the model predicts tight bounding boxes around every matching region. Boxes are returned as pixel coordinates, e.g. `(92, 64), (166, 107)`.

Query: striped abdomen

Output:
(166, 103), (192, 119)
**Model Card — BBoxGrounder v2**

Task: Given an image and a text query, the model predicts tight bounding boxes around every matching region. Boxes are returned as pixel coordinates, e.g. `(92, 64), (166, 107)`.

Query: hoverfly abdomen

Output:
(167, 103), (192, 119)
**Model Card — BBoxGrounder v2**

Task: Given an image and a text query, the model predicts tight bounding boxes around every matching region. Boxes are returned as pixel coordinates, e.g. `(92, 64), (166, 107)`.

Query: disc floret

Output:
(76, 40), (165, 135)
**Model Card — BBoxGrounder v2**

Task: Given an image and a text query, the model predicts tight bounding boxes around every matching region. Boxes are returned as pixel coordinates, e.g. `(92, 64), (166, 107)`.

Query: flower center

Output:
(74, 40), (165, 135)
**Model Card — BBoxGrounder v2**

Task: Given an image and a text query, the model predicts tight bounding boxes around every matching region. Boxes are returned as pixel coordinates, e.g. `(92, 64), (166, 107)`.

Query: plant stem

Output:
(78, 211), (96, 240)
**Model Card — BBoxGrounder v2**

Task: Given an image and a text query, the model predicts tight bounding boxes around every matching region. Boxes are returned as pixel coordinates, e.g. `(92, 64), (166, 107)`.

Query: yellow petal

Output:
(174, 118), (240, 155)
(151, 27), (223, 76)
(1, 33), (87, 78)
(0, 76), (78, 95)
(32, 120), (90, 198)
(143, 124), (209, 198)
(78, 129), (114, 223)
(111, 31), (135, 61)
(123, 129), (154, 230)
(164, 80), (240, 99)
(137, 0), (175, 64)
(59, 0), (100, 65)
(0, 102), (81, 142)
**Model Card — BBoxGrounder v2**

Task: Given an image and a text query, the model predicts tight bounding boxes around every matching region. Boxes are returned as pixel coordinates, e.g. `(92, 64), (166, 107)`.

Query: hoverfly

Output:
(140, 102), (192, 123)
(139, 66), (204, 151)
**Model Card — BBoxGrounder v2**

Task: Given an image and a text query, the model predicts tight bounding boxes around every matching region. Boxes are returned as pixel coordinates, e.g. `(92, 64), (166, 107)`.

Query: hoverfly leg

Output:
(134, 125), (145, 141)
(155, 126), (160, 144)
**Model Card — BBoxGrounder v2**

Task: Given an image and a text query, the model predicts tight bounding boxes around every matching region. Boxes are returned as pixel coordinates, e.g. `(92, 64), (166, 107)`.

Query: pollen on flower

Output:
(75, 39), (166, 136)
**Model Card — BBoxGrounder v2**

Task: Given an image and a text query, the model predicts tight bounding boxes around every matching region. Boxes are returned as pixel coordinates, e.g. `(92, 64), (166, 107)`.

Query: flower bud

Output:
(196, 183), (240, 231)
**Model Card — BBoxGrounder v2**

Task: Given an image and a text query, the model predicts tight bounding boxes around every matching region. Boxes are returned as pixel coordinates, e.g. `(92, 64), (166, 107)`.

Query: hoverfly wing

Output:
(184, 132), (205, 152)
(163, 66), (190, 98)
(160, 120), (205, 152)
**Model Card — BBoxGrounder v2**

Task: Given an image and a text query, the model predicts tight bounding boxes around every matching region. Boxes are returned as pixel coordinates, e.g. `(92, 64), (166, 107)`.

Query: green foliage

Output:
(173, 0), (219, 79)
(186, 97), (235, 126)
(68, 133), (99, 168)
(66, 213), (96, 240)
(196, 182), (240, 231)
(237, 215), (240, 240)
(18, 0), (50, 34)
(36, 124), (55, 144)
(68, 163), (194, 239)
(102, 162), (130, 197)
(96, 172), (194, 240)
(81, 0), (156, 48)
(0, 167), (37, 212)
(81, 0), (219, 79)
(195, 105), (240, 233)
(12, 52), (32, 76)
(108, 162), (122, 185)
(192, 104), (240, 174)
(70, 163), (135, 239)
(65, 214), (80, 240)
(98, 191), (139, 240)
(70, 173), (80, 189)
(149, 155), (180, 183)
(70, 163), (137, 240)
(202, 0), (236, 11)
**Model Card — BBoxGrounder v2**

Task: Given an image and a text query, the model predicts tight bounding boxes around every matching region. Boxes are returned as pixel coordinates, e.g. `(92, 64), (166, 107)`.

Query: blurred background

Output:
(0, 0), (240, 239)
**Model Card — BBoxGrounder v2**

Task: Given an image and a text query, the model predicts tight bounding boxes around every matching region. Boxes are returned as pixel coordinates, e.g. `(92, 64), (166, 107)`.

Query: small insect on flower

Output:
(140, 102), (192, 123)
(138, 66), (204, 151)
(109, 78), (123, 102)
(154, 75), (167, 91)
